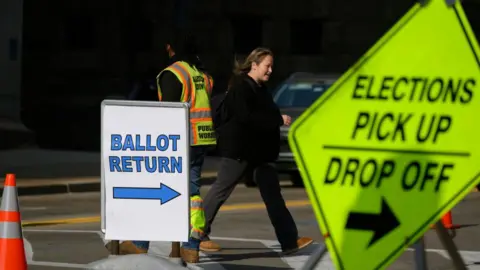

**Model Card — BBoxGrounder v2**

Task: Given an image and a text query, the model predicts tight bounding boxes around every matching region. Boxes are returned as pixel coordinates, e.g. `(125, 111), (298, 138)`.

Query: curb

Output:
(3, 175), (218, 197)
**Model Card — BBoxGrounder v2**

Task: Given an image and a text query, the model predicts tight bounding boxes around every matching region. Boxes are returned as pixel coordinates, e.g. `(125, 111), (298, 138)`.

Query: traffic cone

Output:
(0, 174), (27, 270)
(440, 210), (461, 230)
(430, 210), (461, 230)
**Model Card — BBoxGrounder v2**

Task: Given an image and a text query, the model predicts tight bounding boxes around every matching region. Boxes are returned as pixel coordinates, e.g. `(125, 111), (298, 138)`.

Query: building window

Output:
(230, 16), (263, 54)
(64, 15), (96, 50)
(290, 19), (323, 54)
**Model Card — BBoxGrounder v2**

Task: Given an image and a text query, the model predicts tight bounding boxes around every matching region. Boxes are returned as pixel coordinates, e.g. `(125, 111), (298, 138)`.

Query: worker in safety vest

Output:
(115, 33), (215, 263)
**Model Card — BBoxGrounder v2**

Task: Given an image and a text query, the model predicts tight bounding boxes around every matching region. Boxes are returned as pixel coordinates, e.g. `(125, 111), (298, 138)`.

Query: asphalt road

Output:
(17, 186), (480, 269)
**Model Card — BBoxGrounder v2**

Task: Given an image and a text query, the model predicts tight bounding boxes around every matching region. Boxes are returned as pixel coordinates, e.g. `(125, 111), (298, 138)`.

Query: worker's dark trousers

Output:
(202, 158), (299, 250)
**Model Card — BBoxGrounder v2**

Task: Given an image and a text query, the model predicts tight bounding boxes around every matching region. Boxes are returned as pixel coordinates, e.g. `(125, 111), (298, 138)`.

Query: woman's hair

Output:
(233, 47), (273, 75)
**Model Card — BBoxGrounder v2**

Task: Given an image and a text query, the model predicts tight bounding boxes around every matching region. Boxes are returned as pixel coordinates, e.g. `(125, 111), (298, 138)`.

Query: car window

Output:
(273, 82), (332, 108)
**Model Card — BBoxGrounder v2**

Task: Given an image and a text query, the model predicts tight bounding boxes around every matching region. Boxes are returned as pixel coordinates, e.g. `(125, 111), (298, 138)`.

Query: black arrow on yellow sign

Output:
(345, 197), (400, 248)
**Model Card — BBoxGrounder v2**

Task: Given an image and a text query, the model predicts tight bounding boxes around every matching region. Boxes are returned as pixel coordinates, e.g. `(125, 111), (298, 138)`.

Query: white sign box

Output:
(101, 100), (190, 242)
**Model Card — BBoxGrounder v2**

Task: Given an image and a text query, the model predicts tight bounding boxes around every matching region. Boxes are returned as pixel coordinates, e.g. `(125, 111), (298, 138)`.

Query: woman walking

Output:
(200, 47), (313, 255)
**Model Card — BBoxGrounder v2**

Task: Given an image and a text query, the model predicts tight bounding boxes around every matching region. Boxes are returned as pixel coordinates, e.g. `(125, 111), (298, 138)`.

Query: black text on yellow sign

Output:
(351, 75), (474, 142)
(324, 75), (475, 194)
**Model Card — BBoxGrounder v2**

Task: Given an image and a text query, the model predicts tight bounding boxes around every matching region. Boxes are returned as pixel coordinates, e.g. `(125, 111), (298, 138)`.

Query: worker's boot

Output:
(180, 247), (200, 263)
(169, 247), (200, 264)
(200, 240), (221, 252)
(280, 237), (314, 256)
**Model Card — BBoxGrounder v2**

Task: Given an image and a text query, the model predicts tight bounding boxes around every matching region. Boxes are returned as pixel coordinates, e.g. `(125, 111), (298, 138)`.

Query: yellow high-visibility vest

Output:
(157, 61), (216, 146)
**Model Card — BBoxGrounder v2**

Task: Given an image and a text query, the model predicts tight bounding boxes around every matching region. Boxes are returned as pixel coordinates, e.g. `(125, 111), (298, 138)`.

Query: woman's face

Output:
(251, 55), (273, 83)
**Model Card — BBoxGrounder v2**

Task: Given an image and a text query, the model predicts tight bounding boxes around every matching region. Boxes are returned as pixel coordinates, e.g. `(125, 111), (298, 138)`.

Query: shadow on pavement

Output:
(218, 247), (276, 251)
(217, 264), (291, 270)
(205, 250), (282, 262)
(456, 224), (479, 229)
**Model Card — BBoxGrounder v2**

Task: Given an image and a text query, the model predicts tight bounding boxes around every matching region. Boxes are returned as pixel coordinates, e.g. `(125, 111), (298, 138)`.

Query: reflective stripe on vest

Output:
(157, 61), (216, 146)
(157, 62), (192, 102)
(190, 195), (206, 240)
(190, 227), (204, 240)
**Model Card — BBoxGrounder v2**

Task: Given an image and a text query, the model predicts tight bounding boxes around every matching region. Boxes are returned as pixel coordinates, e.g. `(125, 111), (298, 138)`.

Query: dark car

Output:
(243, 72), (339, 187)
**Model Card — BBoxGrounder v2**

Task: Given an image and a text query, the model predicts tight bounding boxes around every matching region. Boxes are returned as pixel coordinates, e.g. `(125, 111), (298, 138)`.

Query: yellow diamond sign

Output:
(288, 0), (480, 269)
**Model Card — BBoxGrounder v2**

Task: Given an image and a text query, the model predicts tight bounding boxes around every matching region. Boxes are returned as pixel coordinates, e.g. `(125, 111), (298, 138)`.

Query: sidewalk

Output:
(0, 148), (219, 196)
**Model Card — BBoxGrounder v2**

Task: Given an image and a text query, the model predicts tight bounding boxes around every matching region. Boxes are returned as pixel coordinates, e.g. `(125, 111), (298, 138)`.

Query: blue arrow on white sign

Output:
(113, 183), (181, 205)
